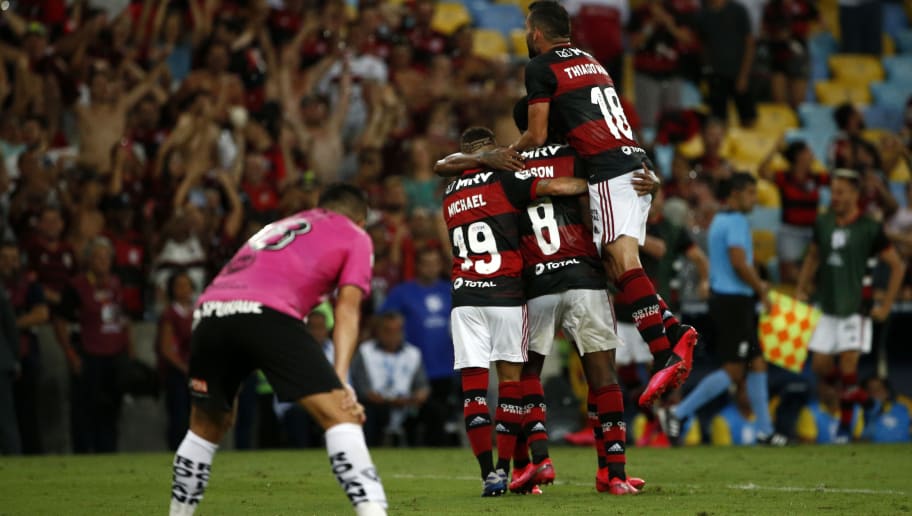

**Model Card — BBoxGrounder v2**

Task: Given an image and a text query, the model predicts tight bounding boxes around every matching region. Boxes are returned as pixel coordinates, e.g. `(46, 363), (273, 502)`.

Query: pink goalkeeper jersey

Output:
(198, 209), (373, 319)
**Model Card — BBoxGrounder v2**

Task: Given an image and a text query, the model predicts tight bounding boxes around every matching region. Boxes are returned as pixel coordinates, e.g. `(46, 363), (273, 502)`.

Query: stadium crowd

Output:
(0, 0), (910, 456)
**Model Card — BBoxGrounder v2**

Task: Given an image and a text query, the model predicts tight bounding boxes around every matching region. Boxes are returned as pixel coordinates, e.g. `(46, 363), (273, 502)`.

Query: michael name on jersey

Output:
(447, 194), (488, 217)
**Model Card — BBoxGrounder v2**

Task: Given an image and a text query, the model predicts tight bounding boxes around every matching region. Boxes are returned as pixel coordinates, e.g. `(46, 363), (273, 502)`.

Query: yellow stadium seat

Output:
(676, 135), (704, 160)
(819, 0), (839, 39)
(829, 54), (885, 85)
(814, 80), (872, 106)
(753, 229), (778, 266)
(862, 128), (891, 146)
(755, 103), (799, 133)
(473, 29), (509, 61)
(510, 29), (527, 57)
(884, 33), (895, 56)
(431, 3), (472, 36)
(728, 127), (782, 171)
(756, 179), (782, 208)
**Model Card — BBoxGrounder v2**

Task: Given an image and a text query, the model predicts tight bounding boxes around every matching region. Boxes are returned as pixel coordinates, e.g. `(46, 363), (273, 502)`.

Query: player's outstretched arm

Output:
(433, 148), (525, 177)
(535, 177), (588, 197)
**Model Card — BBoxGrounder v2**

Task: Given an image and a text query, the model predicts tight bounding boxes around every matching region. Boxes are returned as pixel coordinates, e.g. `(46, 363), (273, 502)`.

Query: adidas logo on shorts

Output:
(530, 422), (547, 433)
(469, 416), (489, 427)
(607, 443), (624, 454)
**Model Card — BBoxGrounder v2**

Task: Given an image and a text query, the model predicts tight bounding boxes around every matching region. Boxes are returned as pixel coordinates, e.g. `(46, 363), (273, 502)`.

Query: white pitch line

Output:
(390, 474), (908, 497)
(728, 483), (908, 497)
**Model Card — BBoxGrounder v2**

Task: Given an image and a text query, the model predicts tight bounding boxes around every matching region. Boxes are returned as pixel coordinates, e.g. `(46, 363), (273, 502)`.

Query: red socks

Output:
(496, 381), (523, 471)
(595, 384), (627, 480)
(462, 368), (493, 478)
(587, 389), (607, 469)
(616, 268), (671, 356)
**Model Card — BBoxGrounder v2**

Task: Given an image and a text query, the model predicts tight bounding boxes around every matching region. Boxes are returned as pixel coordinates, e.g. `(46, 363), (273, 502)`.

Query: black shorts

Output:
(188, 302), (342, 413)
(709, 293), (761, 364)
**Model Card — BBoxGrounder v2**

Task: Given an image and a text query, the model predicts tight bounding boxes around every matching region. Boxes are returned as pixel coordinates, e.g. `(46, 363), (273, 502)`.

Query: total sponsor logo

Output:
(453, 277), (497, 290)
(620, 145), (646, 155)
(534, 258), (581, 276)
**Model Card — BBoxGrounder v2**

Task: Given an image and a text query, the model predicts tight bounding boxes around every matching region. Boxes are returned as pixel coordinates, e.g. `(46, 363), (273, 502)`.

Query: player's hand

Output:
(342, 384), (367, 423)
(481, 148), (525, 172)
(870, 305), (890, 322)
(66, 349), (83, 376)
(759, 284), (773, 314)
(632, 167), (660, 196)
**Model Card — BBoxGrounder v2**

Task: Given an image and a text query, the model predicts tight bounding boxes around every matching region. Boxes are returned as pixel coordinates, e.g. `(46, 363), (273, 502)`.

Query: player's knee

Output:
(190, 406), (233, 442)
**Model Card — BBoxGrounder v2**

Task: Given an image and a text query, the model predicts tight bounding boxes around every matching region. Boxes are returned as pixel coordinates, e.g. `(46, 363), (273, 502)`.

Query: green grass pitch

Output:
(2, 445), (911, 515)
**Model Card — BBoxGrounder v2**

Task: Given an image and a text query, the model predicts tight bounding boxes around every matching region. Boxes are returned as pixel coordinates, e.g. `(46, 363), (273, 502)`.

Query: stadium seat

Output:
(476, 4), (525, 37)
(431, 3), (472, 36)
(510, 28), (527, 57)
(728, 128), (781, 170)
(653, 144), (674, 179)
(829, 54), (884, 85)
(870, 81), (910, 108)
(884, 1), (910, 40)
(864, 105), (904, 132)
(785, 127), (835, 165)
(895, 29), (912, 53)
(473, 29), (509, 61)
(679, 81), (703, 109)
(496, 0), (535, 13)
(755, 103), (799, 133)
(463, 0), (492, 22)
(808, 32), (838, 84)
(751, 205), (782, 231)
(752, 229), (779, 270)
(862, 128), (891, 147)
(756, 180), (782, 209)
(891, 181), (909, 208)
(882, 55), (912, 83)
(798, 103), (836, 132)
(814, 80), (871, 106)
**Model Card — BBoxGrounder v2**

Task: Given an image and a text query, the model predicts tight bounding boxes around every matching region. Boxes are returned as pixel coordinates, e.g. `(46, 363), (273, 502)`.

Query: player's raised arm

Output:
(434, 148), (525, 177)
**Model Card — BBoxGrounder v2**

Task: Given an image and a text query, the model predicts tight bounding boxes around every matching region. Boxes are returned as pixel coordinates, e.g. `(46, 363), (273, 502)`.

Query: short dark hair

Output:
(783, 141), (808, 164)
(166, 269), (195, 301)
(528, 1), (571, 40)
(833, 102), (856, 130)
(377, 310), (404, 324)
(460, 127), (495, 154)
(832, 168), (861, 190)
(318, 183), (369, 219)
(716, 172), (756, 199)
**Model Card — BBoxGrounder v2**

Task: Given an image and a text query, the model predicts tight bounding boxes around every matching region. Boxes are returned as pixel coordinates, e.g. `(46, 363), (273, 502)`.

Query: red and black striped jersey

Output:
(443, 169), (540, 307)
(517, 144), (606, 299)
(525, 44), (649, 182)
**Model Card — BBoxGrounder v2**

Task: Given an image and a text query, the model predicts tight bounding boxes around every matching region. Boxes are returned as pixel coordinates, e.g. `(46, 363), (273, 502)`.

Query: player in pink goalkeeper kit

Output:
(169, 185), (388, 516)
(199, 207), (373, 321)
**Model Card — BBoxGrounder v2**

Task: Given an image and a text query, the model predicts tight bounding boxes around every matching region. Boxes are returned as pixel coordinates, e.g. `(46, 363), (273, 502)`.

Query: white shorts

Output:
(588, 170), (652, 255)
(451, 305), (528, 370)
(615, 322), (653, 366)
(527, 289), (622, 357)
(808, 313), (873, 355)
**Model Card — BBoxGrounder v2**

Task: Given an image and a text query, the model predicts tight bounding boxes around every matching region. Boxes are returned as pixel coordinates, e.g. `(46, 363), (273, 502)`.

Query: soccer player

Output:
(512, 0), (698, 407)
(168, 184), (388, 516)
(796, 169), (905, 440)
(436, 105), (654, 495)
(657, 173), (787, 446)
(442, 126), (596, 497)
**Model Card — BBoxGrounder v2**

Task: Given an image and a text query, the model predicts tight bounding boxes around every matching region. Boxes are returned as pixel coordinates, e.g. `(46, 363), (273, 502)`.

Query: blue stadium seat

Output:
(882, 55), (912, 83)
(786, 127), (835, 164)
(653, 144), (674, 179)
(864, 105), (904, 132)
(891, 181), (909, 209)
(475, 4), (525, 37)
(871, 81), (910, 108)
(462, 0), (492, 23)
(798, 103), (835, 132)
(895, 29), (912, 53)
(884, 2), (910, 40)
(679, 81), (703, 109)
(750, 206), (782, 233)
(808, 32), (837, 83)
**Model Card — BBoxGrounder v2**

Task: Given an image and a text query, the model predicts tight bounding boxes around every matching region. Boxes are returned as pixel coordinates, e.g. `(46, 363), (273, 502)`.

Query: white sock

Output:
(169, 431), (218, 516)
(325, 423), (388, 512)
